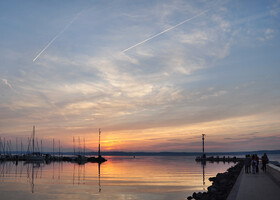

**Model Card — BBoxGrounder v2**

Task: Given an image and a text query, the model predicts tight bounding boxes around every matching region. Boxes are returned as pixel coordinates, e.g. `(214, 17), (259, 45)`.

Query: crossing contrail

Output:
(122, 9), (209, 53)
(33, 10), (86, 62)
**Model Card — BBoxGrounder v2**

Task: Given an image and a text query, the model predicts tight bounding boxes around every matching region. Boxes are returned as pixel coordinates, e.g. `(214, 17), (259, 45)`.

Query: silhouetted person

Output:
(248, 155), (252, 173)
(245, 155), (251, 173)
(261, 153), (269, 172)
(251, 155), (257, 174)
(256, 154), (259, 173)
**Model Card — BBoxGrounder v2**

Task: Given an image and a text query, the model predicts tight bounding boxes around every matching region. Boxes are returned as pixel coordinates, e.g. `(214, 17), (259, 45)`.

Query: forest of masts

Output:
(0, 136), (88, 157)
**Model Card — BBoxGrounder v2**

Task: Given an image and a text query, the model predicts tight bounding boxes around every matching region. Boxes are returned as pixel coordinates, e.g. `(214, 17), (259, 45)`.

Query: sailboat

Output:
(72, 136), (87, 164)
(87, 129), (107, 163)
(26, 126), (44, 162)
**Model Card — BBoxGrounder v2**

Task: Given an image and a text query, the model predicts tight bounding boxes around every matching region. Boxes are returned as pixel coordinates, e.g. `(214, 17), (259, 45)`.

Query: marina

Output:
(0, 126), (107, 164)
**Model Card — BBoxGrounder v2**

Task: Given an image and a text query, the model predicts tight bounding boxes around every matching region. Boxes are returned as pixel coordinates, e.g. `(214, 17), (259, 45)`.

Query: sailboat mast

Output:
(16, 137), (18, 154)
(59, 140), (61, 157)
(73, 137), (76, 155)
(53, 138), (55, 157)
(32, 126), (35, 154)
(78, 136), (81, 155)
(41, 139), (43, 154)
(21, 139), (23, 156)
(83, 138), (85, 156)
(0, 137), (1, 155)
(98, 129), (101, 157)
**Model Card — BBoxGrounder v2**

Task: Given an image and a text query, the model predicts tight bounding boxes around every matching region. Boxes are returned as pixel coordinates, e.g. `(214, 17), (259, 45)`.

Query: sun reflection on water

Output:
(0, 156), (235, 200)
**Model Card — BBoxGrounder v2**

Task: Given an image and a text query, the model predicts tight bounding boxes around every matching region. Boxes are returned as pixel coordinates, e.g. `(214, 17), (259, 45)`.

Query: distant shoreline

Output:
(91, 150), (280, 156)
(8, 150), (280, 156)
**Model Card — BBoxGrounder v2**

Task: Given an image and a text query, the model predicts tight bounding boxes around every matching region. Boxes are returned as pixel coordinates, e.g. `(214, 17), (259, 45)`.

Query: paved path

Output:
(235, 168), (280, 200)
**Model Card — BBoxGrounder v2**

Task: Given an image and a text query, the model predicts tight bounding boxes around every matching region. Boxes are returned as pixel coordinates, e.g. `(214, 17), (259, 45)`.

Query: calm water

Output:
(0, 155), (278, 200)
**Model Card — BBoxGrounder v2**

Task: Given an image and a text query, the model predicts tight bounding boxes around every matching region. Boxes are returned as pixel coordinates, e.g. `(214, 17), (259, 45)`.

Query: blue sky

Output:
(0, 0), (280, 152)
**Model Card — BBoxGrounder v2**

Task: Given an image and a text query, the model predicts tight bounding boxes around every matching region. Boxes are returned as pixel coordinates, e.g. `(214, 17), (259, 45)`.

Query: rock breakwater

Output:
(188, 161), (244, 200)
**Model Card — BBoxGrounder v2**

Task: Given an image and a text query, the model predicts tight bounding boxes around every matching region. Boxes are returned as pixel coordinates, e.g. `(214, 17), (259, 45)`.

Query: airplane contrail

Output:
(33, 10), (86, 62)
(122, 9), (209, 53)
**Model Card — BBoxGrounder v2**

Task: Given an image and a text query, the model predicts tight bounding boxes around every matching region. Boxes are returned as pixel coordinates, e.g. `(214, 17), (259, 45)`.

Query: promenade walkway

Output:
(234, 168), (280, 200)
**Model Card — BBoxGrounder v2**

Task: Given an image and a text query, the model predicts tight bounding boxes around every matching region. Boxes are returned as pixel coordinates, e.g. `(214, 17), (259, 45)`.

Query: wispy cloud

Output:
(1, 79), (13, 89)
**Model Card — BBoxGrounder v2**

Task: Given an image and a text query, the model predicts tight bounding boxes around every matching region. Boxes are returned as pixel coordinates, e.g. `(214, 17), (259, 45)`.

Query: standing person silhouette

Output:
(261, 153), (269, 172)
(245, 155), (251, 173)
(256, 154), (259, 173)
(251, 155), (257, 174)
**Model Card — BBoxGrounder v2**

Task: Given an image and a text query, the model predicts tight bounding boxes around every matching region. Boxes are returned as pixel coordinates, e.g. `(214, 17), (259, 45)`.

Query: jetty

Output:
(190, 134), (280, 200)
(195, 155), (244, 162)
(227, 162), (280, 200)
(188, 160), (280, 200)
(195, 134), (244, 163)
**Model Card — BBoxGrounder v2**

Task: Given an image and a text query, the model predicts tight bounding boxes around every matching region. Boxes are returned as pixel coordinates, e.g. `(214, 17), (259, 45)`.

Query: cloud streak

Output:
(122, 9), (209, 53)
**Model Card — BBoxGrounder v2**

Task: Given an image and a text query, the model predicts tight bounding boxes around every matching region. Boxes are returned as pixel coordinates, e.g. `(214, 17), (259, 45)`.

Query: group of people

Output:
(244, 153), (269, 174)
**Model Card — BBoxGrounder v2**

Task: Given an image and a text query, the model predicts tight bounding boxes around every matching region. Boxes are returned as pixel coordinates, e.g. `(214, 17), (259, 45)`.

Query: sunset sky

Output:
(1, 0), (280, 152)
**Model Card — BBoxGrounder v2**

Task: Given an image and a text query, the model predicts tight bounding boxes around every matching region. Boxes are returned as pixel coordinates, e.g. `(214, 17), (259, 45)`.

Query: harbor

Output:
(0, 126), (107, 164)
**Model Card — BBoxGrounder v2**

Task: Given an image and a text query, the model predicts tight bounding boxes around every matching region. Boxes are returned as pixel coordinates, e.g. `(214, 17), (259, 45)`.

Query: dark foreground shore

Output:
(188, 161), (244, 200)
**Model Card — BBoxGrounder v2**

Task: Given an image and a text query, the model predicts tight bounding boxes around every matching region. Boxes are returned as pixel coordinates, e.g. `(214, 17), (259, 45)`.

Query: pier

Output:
(191, 134), (280, 200)
(195, 134), (244, 163)
(227, 163), (280, 200)
(195, 155), (244, 163)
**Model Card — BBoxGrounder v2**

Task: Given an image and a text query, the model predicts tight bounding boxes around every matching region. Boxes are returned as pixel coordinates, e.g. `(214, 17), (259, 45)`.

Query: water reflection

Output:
(0, 161), (103, 194)
(27, 162), (43, 193)
(72, 163), (86, 185)
(201, 161), (206, 190)
(0, 156), (237, 200)
(99, 163), (101, 192)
